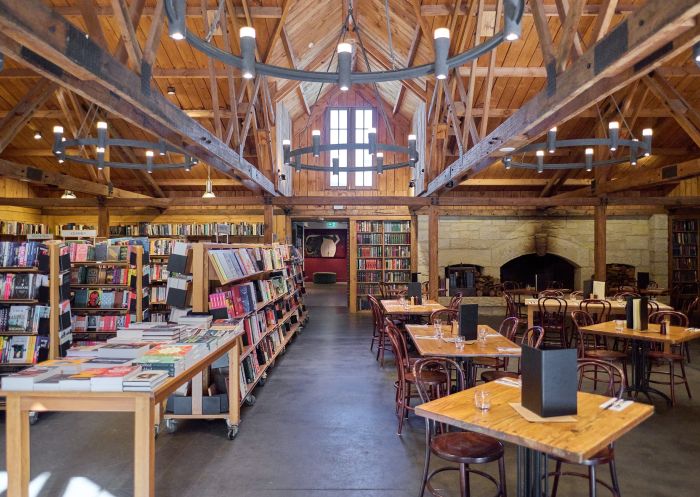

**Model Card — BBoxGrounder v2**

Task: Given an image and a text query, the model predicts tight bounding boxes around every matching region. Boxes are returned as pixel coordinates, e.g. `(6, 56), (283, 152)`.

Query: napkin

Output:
(495, 378), (521, 388)
(497, 347), (520, 353)
(599, 398), (634, 411)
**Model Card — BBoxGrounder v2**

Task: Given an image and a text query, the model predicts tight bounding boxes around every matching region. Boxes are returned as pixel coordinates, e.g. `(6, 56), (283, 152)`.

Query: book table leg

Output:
(517, 446), (548, 497)
(227, 339), (241, 437)
(5, 394), (30, 497)
(134, 395), (155, 497)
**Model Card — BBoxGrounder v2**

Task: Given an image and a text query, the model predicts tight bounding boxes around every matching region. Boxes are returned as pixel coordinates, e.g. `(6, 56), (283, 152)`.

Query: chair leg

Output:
(669, 361), (676, 407)
(589, 465), (597, 497)
(679, 360), (692, 399)
(418, 443), (431, 497)
(551, 460), (562, 497)
(459, 463), (471, 497)
(609, 459), (621, 497)
(498, 456), (508, 497)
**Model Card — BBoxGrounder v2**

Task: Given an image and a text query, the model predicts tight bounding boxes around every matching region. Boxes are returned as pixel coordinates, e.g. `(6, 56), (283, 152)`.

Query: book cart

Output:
(160, 242), (307, 437)
(0, 240), (72, 423)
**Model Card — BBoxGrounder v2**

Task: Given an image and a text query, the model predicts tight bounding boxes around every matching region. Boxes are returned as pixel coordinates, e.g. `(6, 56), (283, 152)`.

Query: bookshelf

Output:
(351, 219), (413, 311)
(183, 242), (307, 408)
(670, 217), (699, 309)
(0, 240), (70, 374)
(0, 221), (50, 237)
(149, 238), (179, 322)
(109, 221), (265, 241)
(68, 243), (149, 342)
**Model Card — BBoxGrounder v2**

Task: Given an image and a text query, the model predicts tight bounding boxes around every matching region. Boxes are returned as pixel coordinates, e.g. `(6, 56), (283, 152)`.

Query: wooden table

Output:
(2, 333), (242, 497)
(581, 320), (700, 405)
(415, 381), (654, 497)
(381, 299), (446, 316)
(524, 298), (673, 327)
(639, 288), (670, 297)
(406, 324), (520, 385)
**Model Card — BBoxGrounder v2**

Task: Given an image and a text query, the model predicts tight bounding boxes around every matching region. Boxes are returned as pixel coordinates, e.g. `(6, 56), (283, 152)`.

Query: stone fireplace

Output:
(500, 253), (577, 291)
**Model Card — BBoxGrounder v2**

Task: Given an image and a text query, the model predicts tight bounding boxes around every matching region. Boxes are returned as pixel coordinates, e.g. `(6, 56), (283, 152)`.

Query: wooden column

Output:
(264, 203), (274, 244)
(594, 202), (607, 281)
(97, 199), (110, 238)
(428, 206), (439, 300)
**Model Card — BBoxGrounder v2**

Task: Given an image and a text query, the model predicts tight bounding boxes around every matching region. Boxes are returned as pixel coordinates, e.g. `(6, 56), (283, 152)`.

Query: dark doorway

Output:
(500, 253), (577, 291)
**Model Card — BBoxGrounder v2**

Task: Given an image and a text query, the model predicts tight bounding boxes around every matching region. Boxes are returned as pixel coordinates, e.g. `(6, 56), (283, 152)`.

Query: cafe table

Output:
(580, 320), (700, 405)
(405, 324), (520, 385)
(380, 299), (446, 317)
(524, 298), (673, 328)
(415, 381), (654, 497)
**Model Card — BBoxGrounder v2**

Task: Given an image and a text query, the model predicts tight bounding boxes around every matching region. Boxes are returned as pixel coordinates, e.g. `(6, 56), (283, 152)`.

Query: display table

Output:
(3, 332), (242, 497)
(381, 299), (446, 316)
(415, 381), (654, 497)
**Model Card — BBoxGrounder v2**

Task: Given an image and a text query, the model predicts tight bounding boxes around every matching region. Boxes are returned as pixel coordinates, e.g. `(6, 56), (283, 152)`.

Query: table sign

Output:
(407, 282), (422, 304)
(26, 233), (53, 240)
(593, 280), (606, 299)
(583, 279), (593, 299)
(521, 345), (577, 417)
(626, 296), (649, 331)
(61, 229), (97, 237)
(458, 303), (478, 340)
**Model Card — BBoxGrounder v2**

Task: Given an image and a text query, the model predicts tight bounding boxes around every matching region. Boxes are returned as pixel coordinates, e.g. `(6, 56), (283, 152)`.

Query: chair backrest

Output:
(368, 294), (383, 331)
(682, 295), (699, 316)
(384, 319), (410, 373)
(538, 290), (564, 298)
(429, 308), (458, 324)
(538, 297), (568, 327)
(614, 291), (641, 299)
(498, 316), (519, 341)
(421, 281), (430, 296)
(647, 300), (660, 314)
(413, 358), (465, 404)
(503, 292), (518, 318)
(448, 292), (463, 310)
(571, 310), (595, 357)
(577, 359), (625, 398)
(579, 298), (611, 324)
(522, 326), (545, 349)
(548, 281), (564, 290)
(618, 285), (639, 294)
(649, 310), (689, 327)
(502, 280), (519, 291)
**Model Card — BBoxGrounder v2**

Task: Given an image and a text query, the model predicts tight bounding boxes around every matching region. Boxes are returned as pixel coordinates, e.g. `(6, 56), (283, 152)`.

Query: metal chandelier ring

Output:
(163, 0), (525, 84)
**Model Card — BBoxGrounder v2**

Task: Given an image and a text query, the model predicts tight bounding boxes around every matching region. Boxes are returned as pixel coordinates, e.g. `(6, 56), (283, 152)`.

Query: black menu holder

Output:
(407, 282), (422, 304)
(411, 272), (419, 283)
(458, 304), (478, 340)
(583, 279), (593, 299)
(637, 272), (650, 290)
(626, 296), (649, 331)
(521, 345), (578, 417)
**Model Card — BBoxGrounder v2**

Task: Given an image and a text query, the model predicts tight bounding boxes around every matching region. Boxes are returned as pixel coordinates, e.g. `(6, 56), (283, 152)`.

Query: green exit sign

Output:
(327, 221), (337, 227)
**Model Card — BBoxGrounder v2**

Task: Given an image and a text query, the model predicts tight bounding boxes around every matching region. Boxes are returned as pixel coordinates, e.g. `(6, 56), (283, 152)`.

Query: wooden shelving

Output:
(670, 217), (699, 309)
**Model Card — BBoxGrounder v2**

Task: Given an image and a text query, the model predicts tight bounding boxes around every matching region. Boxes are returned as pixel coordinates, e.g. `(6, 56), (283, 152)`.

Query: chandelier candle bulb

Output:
(159, 141), (167, 156)
(585, 148), (594, 172)
(504, 0), (522, 41)
(376, 152), (384, 175)
(368, 128), (377, 155)
(240, 27), (257, 79)
(433, 28), (450, 80)
(202, 177), (216, 198)
(630, 139), (639, 166)
(694, 42), (700, 67)
(61, 190), (76, 199)
(168, 0), (186, 40)
(97, 121), (107, 151)
(609, 121), (620, 151)
(282, 139), (291, 165)
(312, 129), (321, 157)
(504, 156), (512, 170)
(643, 128), (653, 156)
(408, 134), (417, 163)
(337, 43), (352, 91)
(97, 150), (105, 171)
(547, 127), (557, 153)
(184, 156), (191, 172)
(52, 126), (64, 155)
(536, 150), (544, 173)
(146, 150), (154, 174)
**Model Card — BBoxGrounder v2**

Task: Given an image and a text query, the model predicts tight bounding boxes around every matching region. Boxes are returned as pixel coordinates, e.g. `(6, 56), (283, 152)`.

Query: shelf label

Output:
(62, 229), (97, 237)
(215, 223), (231, 235)
(26, 233), (54, 240)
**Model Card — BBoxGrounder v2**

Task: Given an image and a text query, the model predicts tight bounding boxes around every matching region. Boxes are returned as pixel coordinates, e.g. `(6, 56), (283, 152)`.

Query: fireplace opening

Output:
(500, 253), (577, 291)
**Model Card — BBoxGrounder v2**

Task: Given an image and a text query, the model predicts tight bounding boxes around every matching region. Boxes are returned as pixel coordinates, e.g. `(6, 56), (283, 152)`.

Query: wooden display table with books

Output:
(2, 327), (243, 497)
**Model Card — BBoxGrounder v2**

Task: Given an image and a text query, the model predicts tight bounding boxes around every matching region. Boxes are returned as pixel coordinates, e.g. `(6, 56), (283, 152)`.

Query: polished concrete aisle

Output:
(1, 283), (700, 496)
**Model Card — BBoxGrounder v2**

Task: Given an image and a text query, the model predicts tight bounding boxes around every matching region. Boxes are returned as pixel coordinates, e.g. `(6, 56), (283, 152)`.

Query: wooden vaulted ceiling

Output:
(0, 0), (699, 202)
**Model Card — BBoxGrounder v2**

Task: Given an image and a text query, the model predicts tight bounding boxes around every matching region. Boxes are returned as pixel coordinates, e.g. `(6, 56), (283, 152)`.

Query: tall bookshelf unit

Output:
(670, 217), (699, 309)
(149, 238), (178, 322)
(351, 218), (414, 311)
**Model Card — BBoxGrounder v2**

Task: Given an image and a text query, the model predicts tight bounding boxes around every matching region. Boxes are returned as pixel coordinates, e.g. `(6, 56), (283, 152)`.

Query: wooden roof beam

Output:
(423, 0), (700, 196)
(54, 4), (283, 18)
(555, 0), (586, 72)
(111, 0), (143, 71)
(420, 2), (636, 17)
(394, 25), (422, 115)
(0, 79), (56, 154)
(280, 26), (310, 116)
(530, 0), (556, 68)
(0, 0), (276, 195)
(644, 72), (700, 147)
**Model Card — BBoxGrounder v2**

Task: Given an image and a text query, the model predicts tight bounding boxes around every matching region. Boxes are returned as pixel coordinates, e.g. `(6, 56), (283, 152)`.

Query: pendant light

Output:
(61, 190), (77, 199)
(202, 166), (216, 198)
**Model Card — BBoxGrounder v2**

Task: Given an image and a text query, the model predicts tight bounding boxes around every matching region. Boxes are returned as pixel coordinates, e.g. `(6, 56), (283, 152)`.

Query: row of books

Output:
(358, 259), (382, 270)
(72, 289), (132, 309)
(672, 220), (697, 232)
(357, 272), (382, 283)
(0, 241), (45, 268)
(1, 273), (47, 300)
(73, 314), (131, 333)
(0, 305), (50, 334)
(673, 258), (697, 270)
(152, 263), (169, 281)
(209, 277), (290, 320)
(672, 271), (697, 282)
(67, 241), (131, 262)
(70, 265), (131, 285)
(357, 283), (380, 296)
(673, 245), (698, 257)
(109, 222), (266, 237)
(384, 221), (410, 233)
(357, 233), (382, 245)
(384, 233), (410, 244)
(385, 246), (410, 257)
(150, 238), (178, 255)
(0, 334), (48, 364)
(384, 272), (411, 283)
(672, 232), (697, 245)
(208, 246), (286, 283)
(358, 246), (382, 257)
(356, 221), (383, 232)
(0, 221), (49, 236)
(151, 286), (167, 304)
(384, 259), (410, 270)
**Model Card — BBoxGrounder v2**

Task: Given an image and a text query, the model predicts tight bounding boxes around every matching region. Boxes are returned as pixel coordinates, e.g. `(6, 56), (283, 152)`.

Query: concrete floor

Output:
(1, 283), (699, 497)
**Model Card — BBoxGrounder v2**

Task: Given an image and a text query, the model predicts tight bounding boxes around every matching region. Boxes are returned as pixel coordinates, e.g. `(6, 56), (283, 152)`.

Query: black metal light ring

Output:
(289, 142), (411, 157)
(61, 138), (184, 154)
(62, 155), (188, 170)
(289, 161), (412, 172)
(508, 157), (634, 170)
(516, 138), (651, 154)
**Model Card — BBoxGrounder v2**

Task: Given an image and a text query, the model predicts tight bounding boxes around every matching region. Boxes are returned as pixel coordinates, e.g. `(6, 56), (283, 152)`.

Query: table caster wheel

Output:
(165, 418), (177, 433)
(28, 412), (39, 425)
(244, 394), (256, 406)
(226, 424), (239, 440)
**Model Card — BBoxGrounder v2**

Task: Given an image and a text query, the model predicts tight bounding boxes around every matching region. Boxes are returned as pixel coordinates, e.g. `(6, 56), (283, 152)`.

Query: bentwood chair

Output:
(548, 359), (626, 497)
(413, 358), (507, 497)
(428, 308), (458, 325)
(480, 326), (544, 383)
(538, 290), (564, 298)
(647, 311), (692, 405)
(578, 299), (613, 349)
(384, 320), (445, 435)
(504, 292), (519, 319)
(369, 295), (392, 367)
(471, 317), (519, 381)
(538, 297), (568, 348)
(571, 310), (628, 391)
(448, 292), (463, 310)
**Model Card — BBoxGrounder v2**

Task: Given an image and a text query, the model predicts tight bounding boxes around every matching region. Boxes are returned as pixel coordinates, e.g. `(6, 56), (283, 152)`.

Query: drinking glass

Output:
(478, 327), (488, 347)
(614, 319), (625, 332)
(455, 335), (465, 351)
(616, 295), (624, 304)
(474, 390), (491, 411)
(434, 319), (442, 338)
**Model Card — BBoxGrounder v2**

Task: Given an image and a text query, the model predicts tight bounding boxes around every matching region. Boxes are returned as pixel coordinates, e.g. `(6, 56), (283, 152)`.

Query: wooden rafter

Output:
(142, 0), (165, 72)
(0, 79), (55, 154)
(419, 3), (633, 17)
(54, 88), (99, 183)
(556, 0), (586, 73)
(393, 25), (421, 115)
(587, 0), (619, 44)
(201, 0), (223, 139)
(644, 73), (700, 147)
(424, 0), (700, 196)
(462, 0), (485, 149)
(263, 0), (292, 63)
(530, 0), (556, 68)
(479, 0), (502, 138)
(111, 0), (143, 71)
(221, 5), (241, 147)
(280, 27), (310, 116)
(77, 0), (108, 49)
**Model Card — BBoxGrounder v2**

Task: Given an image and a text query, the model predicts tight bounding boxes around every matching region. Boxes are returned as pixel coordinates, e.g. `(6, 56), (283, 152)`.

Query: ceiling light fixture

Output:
(337, 42), (353, 91)
(433, 28), (450, 80)
(504, 0), (522, 41)
(168, 0), (186, 40)
(146, 150), (154, 174)
(547, 127), (557, 153)
(33, 130), (42, 140)
(239, 26), (256, 79)
(536, 150), (545, 173)
(202, 166), (216, 198)
(167, 86), (176, 95)
(694, 42), (700, 67)
(585, 148), (594, 172)
(61, 190), (77, 199)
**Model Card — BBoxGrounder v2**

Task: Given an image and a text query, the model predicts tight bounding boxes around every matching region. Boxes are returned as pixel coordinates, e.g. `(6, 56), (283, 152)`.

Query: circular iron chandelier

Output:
(282, 130), (418, 175)
(163, 0), (525, 88)
(51, 122), (198, 172)
(501, 124), (653, 173)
